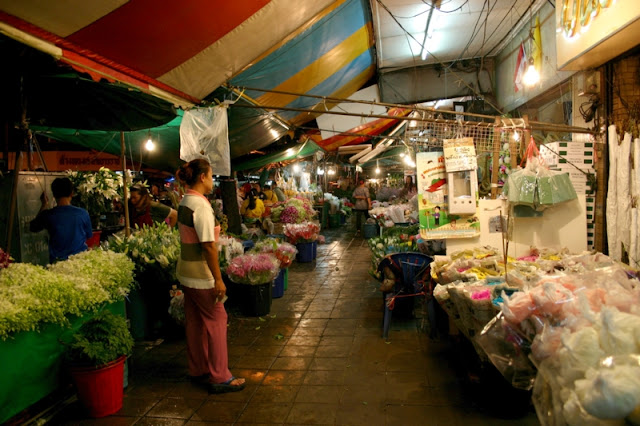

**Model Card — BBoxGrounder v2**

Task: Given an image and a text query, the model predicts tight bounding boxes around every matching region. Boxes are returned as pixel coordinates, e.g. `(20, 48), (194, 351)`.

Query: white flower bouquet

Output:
(67, 167), (127, 217)
(104, 222), (180, 280)
(0, 249), (135, 339)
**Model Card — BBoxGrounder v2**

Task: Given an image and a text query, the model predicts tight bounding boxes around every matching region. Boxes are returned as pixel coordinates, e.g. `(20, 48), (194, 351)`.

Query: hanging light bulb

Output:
(145, 137), (155, 151)
(317, 168), (324, 175)
(293, 164), (301, 173)
(375, 160), (380, 174)
(399, 152), (406, 158)
(513, 130), (520, 141)
(523, 58), (540, 86)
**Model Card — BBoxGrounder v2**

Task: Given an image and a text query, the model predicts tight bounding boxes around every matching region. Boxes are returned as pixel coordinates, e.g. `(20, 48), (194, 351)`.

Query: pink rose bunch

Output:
(284, 222), (321, 244)
(225, 253), (280, 285)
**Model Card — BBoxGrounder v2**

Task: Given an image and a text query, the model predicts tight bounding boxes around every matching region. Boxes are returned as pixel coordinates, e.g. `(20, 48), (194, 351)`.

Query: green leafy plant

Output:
(66, 310), (133, 367)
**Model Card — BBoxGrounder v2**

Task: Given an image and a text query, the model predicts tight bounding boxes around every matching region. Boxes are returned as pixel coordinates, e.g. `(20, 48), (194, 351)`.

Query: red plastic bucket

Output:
(70, 356), (126, 417)
(85, 231), (102, 248)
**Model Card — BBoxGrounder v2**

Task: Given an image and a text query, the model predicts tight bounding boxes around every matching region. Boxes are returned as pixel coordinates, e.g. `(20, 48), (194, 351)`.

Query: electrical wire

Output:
(391, 0), (468, 18)
(373, 0), (505, 114)
(473, 0), (519, 59)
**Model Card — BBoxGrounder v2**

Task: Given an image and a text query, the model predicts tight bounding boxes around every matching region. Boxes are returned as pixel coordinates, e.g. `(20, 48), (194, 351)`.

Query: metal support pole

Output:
(121, 132), (130, 237)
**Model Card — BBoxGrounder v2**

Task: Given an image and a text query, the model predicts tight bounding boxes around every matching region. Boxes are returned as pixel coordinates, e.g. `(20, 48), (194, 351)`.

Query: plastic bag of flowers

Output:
(251, 239), (298, 268)
(225, 253), (280, 285)
(217, 235), (244, 268)
(279, 197), (317, 224)
(284, 222), (320, 244)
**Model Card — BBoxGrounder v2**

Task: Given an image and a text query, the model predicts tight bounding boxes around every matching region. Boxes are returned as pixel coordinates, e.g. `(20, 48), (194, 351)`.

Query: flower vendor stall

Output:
(104, 223), (180, 340)
(431, 246), (640, 425)
(0, 249), (135, 424)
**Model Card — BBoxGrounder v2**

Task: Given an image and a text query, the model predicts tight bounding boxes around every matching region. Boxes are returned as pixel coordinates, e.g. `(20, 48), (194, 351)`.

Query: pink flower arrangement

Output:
(251, 240), (298, 268)
(284, 222), (321, 244)
(225, 253), (280, 285)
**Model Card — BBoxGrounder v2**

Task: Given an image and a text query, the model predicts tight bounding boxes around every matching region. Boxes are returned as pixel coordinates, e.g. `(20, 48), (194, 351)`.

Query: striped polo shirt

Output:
(176, 190), (217, 289)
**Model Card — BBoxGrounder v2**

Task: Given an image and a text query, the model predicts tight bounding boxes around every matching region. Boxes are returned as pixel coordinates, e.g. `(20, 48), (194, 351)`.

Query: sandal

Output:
(208, 376), (246, 394)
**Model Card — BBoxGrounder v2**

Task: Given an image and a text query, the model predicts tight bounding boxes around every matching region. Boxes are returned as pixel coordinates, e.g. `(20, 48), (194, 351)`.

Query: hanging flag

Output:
(514, 43), (527, 93)
(532, 15), (543, 71)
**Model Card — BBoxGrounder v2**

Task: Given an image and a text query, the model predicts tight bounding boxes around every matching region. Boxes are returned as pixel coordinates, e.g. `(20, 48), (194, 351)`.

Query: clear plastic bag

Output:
(179, 106), (230, 176)
(475, 312), (537, 390)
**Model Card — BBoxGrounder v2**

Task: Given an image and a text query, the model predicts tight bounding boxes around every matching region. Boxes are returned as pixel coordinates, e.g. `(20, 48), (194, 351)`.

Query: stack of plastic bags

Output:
(503, 138), (577, 214)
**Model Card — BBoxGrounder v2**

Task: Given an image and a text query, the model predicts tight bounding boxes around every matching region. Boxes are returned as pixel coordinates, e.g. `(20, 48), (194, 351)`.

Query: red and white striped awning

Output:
(0, 0), (335, 107)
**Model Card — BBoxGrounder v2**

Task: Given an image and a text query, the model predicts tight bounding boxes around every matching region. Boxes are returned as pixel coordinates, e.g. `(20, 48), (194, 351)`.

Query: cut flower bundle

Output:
(105, 223), (180, 277)
(225, 253), (280, 285)
(0, 250), (135, 339)
(251, 239), (298, 268)
(284, 222), (320, 244)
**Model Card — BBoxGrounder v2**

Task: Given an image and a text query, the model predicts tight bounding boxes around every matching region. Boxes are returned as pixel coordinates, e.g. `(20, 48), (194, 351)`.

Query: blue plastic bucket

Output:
(273, 269), (285, 298)
(296, 242), (314, 263)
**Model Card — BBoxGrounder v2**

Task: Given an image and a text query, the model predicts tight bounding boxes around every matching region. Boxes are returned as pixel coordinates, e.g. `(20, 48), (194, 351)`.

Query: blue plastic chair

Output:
(377, 252), (433, 339)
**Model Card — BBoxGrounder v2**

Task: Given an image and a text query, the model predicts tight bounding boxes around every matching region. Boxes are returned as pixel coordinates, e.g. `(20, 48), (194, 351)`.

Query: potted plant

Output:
(65, 310), (134, 418)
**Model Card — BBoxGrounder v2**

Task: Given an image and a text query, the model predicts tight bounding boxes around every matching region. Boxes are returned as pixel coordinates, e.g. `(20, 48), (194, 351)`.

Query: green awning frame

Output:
(232, 139), (324, 172)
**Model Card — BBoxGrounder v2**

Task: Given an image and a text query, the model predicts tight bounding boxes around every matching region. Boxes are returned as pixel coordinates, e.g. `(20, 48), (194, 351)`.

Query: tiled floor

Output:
(46, 226), (540, 425)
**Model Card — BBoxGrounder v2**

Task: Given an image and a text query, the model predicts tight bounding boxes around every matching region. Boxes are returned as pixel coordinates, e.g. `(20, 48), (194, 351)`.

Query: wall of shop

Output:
(494, 2), (574, 113)
(609, 53), (640, 134)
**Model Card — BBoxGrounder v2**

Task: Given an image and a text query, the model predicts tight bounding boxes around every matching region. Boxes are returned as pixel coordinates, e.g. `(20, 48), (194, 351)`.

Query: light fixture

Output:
(293, 164), (301, 173)
(523, 58), (540, 86)
(404, 155), (416, 168)
(513, 130), (520, 141)
(375, 160), (380, 175)
(420, 5), (435, 60)
(327, 169), (336, 176)
(317, 168), (325, 175)
(145, 137), (155, 152)
(399, 152), (406, 158)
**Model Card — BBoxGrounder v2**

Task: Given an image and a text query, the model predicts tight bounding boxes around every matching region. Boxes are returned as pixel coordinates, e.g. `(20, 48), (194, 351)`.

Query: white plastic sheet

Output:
(607, 125), (619, 260)
(617, 133), (632, 255)
(179, 106), (230, 176)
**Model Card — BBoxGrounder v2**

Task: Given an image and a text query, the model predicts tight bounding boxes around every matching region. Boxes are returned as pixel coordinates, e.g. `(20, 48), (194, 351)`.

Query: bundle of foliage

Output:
(66, 310), (134, 366)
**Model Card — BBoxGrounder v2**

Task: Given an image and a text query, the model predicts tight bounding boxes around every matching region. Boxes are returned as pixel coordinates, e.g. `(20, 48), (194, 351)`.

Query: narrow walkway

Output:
(49, 227), (540, 425)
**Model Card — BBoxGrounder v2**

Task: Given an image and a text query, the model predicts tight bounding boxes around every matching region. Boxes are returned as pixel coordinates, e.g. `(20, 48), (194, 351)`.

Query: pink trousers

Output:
(182, 287), (232, 384)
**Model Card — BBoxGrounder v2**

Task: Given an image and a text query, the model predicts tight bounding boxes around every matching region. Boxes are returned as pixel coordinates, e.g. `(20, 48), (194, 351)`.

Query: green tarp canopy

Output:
(232, 139), (324, 172)
(32, 111), (183, 173)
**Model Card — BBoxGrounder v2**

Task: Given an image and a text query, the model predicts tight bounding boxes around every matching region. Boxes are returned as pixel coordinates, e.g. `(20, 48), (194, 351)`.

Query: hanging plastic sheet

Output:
(617, 133), (632, 256)
(179, 106), (230, 176)
(607, 125), (619, 260)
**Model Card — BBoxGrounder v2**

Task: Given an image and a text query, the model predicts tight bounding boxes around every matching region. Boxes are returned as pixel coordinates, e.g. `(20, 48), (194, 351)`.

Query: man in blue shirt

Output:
(30, 177), (93, 263)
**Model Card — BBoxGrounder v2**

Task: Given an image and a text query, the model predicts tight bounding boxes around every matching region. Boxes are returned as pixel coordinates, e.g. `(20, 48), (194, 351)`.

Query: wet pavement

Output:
(46, 226), (540, 425)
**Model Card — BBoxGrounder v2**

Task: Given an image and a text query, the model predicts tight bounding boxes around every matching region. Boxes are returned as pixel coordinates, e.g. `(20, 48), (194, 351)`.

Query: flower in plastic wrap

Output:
(575, 363), (640, 420)
(284, 221), (320, 244)
(251, 239), (297, 268)
(225, 253), (280, 285)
